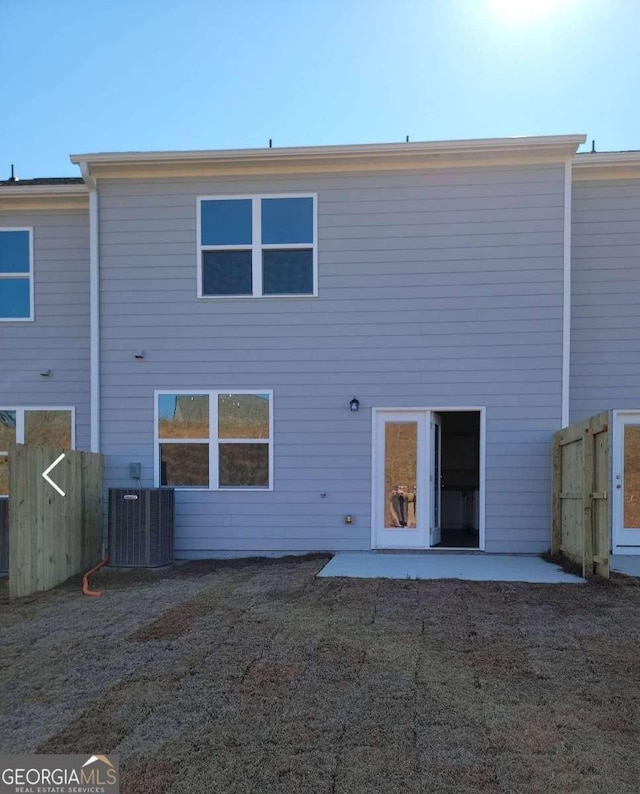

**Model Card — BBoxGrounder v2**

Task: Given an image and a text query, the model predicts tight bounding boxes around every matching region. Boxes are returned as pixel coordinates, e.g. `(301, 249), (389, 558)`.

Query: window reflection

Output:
(158, 394), (209, 439)
(0, 411), (16, 450)
(24, 410), (72, 448)
(218, 393), (270, 439)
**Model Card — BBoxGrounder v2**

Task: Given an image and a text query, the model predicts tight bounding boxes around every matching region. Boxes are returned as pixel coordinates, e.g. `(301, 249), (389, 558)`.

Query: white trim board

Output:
(562, 159), (572, 428)
(370, 406), (486, 552)
(70, 134), (587, 167)
(83, 171), (100, 454)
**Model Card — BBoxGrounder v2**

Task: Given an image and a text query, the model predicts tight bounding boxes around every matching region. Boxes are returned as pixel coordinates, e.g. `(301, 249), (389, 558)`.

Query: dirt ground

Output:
(1, 556), (639, 793)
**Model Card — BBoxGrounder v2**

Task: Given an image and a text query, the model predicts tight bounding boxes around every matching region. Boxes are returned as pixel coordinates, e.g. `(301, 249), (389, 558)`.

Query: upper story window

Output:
(197, 195), (317, 298)
(0, 228), (33, 321)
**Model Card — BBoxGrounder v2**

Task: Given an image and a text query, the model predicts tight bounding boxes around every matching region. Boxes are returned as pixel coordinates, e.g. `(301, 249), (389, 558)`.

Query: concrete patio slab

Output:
(611, 555), (640, 576)
(317, 552), (585, 583)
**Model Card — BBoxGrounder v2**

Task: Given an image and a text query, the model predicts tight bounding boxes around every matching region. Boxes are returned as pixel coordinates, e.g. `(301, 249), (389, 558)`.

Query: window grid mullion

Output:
(158, 438), (209, 445)
(211, 390), (219, 489)
(201, 245), (252, 252)
(261, 243), (313, 250)
(252, 199), (262, 296)
(218, 438), (270, 444)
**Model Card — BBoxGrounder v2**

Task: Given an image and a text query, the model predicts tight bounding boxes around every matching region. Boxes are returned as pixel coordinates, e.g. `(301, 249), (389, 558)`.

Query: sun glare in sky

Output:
(489, 0), (570, 24)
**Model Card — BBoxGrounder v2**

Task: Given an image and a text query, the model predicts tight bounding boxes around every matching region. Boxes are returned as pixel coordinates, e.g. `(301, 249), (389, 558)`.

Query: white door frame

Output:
(612, 409), (640, 554)
(431, 412), (442, 547)
(371, 406), (486, 551)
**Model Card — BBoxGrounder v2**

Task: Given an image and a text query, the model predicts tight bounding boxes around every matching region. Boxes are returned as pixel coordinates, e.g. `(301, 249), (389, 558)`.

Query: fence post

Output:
(582, 427), (594, 578)
(552, 431), (562, 555)
(590, 412), (611, 579)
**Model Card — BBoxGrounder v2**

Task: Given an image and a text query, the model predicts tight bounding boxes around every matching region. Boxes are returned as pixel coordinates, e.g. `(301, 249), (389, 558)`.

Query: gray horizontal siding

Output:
(0, 209), (90, 451)
(98, 163), (566, 555)
(570, 179), (640, 422)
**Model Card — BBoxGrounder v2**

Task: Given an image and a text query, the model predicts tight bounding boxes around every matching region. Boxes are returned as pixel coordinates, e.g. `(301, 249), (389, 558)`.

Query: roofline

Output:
(0, 182), (88, 210)
(574, 151), (640, 167)
(70, 135), (586, 169)
(573, 151), (640, 180)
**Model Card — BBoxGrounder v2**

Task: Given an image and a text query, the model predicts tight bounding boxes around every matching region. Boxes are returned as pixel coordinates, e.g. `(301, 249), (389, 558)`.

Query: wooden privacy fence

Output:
(8, 444), (104, 599)
(552, 412), (610, 578)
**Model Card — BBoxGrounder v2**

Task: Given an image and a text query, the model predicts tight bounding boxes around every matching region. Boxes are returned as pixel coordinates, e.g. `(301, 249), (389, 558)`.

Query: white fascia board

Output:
(573, 151), (640, 180)
(574, 151), (640, 167)
(70, 134), (587, 167)
(0, 184), (87, 197)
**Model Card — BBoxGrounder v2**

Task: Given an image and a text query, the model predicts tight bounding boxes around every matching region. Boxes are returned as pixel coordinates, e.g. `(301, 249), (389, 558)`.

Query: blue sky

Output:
(1, 0), (638, 178)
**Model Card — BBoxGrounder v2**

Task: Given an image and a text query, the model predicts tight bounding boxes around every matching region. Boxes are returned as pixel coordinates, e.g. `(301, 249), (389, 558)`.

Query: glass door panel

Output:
(374, 411), (428, 549)
(384, 422), (418, 529)
(623, 424), (640, 530)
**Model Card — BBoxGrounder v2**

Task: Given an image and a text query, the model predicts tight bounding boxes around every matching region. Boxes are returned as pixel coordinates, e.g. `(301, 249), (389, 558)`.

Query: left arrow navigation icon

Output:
(42, 453), (66, 497)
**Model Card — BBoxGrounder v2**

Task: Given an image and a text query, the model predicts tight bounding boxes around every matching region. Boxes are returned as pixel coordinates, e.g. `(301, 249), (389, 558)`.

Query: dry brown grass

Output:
(2, 557), (638, 793)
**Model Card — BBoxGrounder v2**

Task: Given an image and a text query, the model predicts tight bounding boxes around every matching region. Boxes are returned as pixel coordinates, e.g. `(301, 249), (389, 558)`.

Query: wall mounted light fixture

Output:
(349, 397), (360, 412)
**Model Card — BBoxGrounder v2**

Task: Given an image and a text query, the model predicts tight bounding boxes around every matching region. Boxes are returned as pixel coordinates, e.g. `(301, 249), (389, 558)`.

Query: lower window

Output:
(0, 407), (74, 495)
(155, 390), (272, 489)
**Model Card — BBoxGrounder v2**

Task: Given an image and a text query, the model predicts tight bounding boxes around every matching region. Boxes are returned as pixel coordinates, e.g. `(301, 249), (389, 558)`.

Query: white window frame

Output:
(154, 389), (274, 491)
(0, 227), (35, 322)
(196, 194), (318, 299)
(0, 406), (76, 497)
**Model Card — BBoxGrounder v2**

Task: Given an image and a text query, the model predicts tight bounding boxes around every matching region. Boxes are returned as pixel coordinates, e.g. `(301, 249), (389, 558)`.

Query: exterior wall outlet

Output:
(344, 515), (354, 524)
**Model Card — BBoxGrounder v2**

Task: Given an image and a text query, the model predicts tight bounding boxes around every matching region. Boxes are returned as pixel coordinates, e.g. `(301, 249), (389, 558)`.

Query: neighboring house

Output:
(1, 135), (640, 558)
(0, 178), (89, 495)
(571, 153), (640, 554)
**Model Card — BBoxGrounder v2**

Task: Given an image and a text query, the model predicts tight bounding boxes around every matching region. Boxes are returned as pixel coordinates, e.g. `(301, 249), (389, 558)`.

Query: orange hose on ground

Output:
(83, 558), (108, 597)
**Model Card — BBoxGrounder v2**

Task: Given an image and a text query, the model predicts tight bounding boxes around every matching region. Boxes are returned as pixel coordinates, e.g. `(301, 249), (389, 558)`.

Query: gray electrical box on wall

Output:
(129, 462), (141, 479)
